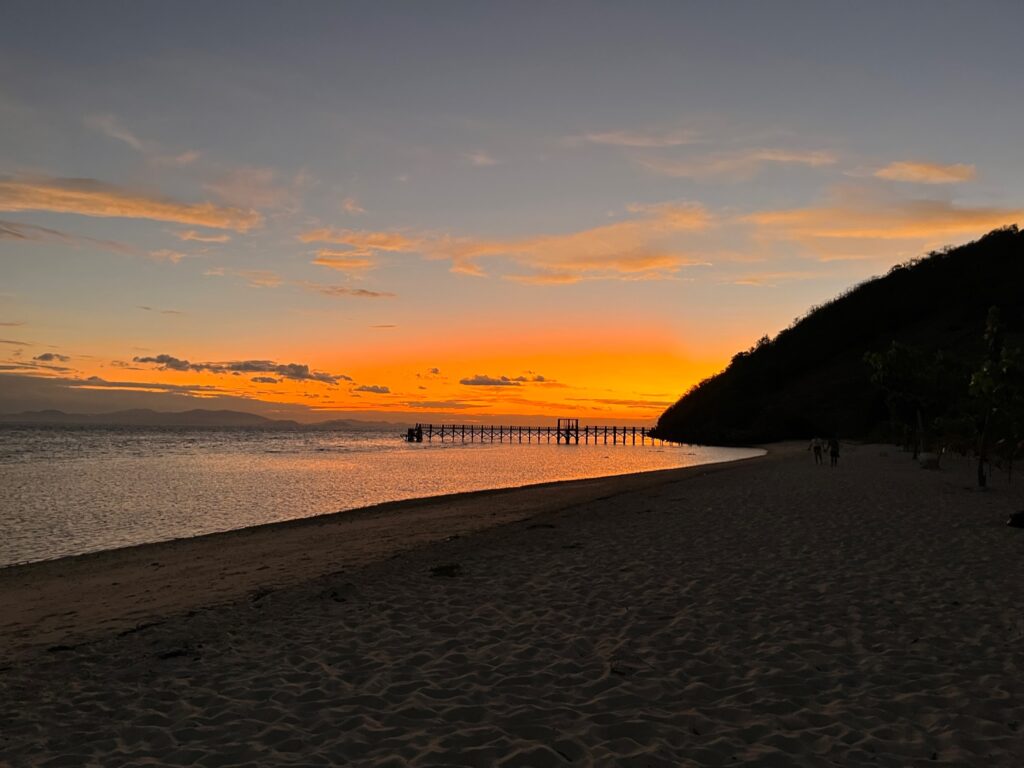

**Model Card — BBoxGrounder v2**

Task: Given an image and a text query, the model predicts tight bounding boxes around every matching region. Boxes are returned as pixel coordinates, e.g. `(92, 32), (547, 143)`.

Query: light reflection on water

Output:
(0, 427), (762, 567)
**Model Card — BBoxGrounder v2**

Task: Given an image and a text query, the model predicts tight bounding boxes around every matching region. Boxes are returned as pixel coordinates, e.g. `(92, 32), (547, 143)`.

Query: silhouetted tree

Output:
(971, 307), (1024, 485)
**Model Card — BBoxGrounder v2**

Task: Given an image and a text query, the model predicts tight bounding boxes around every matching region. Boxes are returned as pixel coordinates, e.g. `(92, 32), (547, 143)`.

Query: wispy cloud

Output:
(203, 167), (301, 210)
(1, 360), (74, 373)
(401, 399), (479, 410)
(728, 270), (820, 287)
(300, 283), (395, 299)
(148, 249), (194, 264)
(640, 148), (837, 180)
(174, 229), (231, 243)
(1, 218), (137, 254)
(0, 176), (263, 231)
(299, 201), (713, 283)
(85, 114), (200, 166)
(745, 187), (1023, 241)
(353, 384), (390, 394)
(464, 150), (499, 167)
(0, 321), (24, 327)
(73, 375), (224, 394)
(311, 249), (377, 273)
(299, 228), (423, 255)
(133, 353), (351, 384)
(872, 161), (976, 184)
(236, 270), (283, 288)
(342, 196), (366, 214)
(0, 338), (30, 346)
(744, 185), (1024, 262)
(567, 128), (700, 148)
(207, 268), (394, 298)
(137, 305), (183, 315)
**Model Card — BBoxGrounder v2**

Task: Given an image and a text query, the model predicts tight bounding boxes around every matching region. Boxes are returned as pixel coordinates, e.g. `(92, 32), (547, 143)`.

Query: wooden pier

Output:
(405, 419), (669, 446)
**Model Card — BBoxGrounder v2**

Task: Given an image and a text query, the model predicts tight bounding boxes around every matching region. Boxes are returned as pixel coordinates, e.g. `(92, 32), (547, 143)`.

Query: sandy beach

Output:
(2, 443), (1023, 766)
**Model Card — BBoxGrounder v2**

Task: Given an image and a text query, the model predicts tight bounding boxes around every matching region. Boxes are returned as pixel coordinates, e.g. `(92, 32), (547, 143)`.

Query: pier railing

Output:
(405, 422), (670, 445)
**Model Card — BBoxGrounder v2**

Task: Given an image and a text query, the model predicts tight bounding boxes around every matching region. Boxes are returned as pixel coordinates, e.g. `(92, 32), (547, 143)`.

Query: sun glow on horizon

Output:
(3, 3), (1024, 422)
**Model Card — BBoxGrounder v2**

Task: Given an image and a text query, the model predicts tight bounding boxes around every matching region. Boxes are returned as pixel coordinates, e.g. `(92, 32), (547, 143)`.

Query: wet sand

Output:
(2, 443), (1023, 766)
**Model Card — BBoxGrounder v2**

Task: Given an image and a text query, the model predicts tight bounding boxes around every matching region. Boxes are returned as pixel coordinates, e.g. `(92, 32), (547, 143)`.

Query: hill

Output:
(652, 226), (1024, 445)
(0, 408), (408, 430)
(0, 409), (300, 428)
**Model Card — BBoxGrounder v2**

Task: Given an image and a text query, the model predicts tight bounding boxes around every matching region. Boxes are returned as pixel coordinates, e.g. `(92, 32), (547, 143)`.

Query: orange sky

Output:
(3, 4), (1023, 424)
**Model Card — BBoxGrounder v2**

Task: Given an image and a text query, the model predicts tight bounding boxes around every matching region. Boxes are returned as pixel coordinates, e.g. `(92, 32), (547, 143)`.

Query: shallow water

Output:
(0, 426), (761, 567)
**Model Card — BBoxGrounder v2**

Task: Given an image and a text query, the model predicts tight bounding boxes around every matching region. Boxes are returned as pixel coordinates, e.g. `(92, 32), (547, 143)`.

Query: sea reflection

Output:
(0, 427), (761, 567)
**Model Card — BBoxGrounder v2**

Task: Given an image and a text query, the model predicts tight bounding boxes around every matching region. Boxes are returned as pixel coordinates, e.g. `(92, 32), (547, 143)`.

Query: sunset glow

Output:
(3, 2), (1022, 424)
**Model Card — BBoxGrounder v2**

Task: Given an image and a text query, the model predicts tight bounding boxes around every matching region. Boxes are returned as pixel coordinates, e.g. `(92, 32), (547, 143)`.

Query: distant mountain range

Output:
(0, 408), (406, 430)
(653, 226), (1024, 445)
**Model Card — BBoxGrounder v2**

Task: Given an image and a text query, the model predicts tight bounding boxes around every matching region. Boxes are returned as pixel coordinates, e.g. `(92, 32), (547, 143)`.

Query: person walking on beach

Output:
(809, 437), (824, 465)
(828, 436), (840, 468)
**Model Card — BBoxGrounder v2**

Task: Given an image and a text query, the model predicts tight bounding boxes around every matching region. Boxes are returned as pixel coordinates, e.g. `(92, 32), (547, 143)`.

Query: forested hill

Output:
(653, 226), (1024, 446)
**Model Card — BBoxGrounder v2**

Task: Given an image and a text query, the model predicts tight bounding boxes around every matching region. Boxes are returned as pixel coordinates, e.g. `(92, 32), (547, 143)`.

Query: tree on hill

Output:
(652, 226), (1024, 449)
(971, 307), (1024, 485)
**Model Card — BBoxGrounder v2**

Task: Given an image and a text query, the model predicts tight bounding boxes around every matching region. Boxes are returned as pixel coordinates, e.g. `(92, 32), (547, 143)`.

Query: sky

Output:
(2, 1), (1024, 424)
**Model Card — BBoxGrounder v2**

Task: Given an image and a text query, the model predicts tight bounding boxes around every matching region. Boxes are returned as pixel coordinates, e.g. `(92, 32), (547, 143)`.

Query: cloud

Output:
(311, 249), (377, 273)
(872, 161), (976, 184)
(353, 384), (390, 394)
(458, 373), (547, 387)
(133, 354), (351, 384)
(567, 128), (699, 148)
(0, 360), (74, 373)
(0, 338), (30, 346)
(0, 321), (24, 327)
(342, 197), (366, 214)
(208, 268), (395, 298)
(0, 176), (263, 231)
(174, 229), (231, 243)
(460, 374), (521, 386)
(85, 114), (146, 151)
(465, 150), (499, 167)
(251, 376), (278, 384)
(745, 187), (1024, 242)
(299, 228), (424, 254)
(148, 249), (193, 264)
(428, 368), (440, 375)
(369, 324), (396, 329)
(567, 396), (673, 409)
(743, 185), (1024, 263)
(639, 148), (837, 180)
(0, 218), (137, 255)
(137, 305), (184, 315)
(298, 201), (713, 283)
(33, 353), (70, 362)
(204, 167), (308, 210)
(728, 270), (820, 287)
(75, 375), (224, 394)
(401, 399), (479, 410)
(301, 283), (396, 299)
(85, 114), (200, 166)
(237, 270), (282, 288)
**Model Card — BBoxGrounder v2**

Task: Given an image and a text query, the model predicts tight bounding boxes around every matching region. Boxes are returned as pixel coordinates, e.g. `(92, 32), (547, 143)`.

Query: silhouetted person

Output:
(828, 436), (840, 468)
(809, 437), (824, 465)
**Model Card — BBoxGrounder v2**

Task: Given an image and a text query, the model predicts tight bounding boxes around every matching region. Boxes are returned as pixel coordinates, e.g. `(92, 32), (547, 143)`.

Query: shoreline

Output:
(0, 447), (769, 658)
(3, 441), (1023, 764)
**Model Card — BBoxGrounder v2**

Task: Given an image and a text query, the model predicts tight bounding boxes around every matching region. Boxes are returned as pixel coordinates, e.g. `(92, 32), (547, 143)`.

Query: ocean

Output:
(0, 426), (762, 567)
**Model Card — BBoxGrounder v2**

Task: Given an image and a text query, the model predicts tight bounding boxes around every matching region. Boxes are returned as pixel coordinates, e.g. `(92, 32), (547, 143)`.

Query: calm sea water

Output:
(0, 426), (761, 567)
